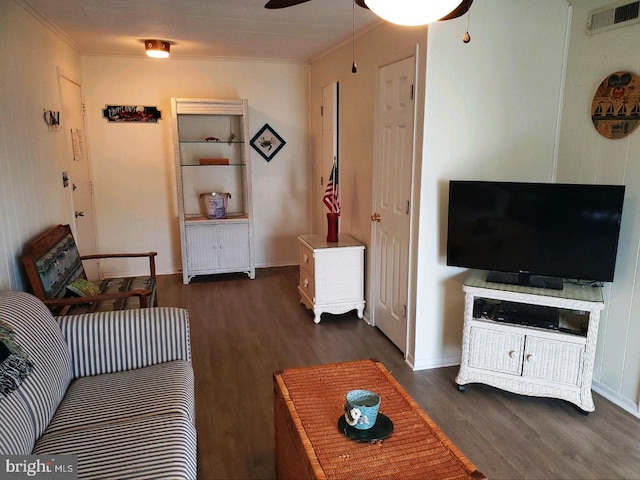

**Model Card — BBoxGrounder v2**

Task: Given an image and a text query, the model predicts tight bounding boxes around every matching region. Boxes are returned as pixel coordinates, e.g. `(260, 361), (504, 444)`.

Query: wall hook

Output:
(43, 109), (61, 131)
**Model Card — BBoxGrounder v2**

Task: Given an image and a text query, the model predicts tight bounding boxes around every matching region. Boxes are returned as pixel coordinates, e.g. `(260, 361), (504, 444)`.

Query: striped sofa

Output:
(0, 291), (197, 479)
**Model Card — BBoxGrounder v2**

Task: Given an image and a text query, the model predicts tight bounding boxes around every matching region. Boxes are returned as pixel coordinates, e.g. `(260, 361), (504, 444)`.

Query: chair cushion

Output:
(44, 360), (195, 435)
(35, 232), (84, 299)
(65, 276), (156, 315)
(32, 414), (197, 480)
(66, 279), (100, 297)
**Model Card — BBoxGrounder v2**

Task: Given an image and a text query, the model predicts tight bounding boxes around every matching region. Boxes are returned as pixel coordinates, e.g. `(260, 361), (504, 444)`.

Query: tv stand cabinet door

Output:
(521, 336), (584, 386)
(468, 326), (524, 375)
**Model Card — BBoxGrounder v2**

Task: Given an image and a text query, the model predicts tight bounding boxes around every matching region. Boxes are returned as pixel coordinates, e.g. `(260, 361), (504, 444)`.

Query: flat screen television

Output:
(446, 181), (625, 290)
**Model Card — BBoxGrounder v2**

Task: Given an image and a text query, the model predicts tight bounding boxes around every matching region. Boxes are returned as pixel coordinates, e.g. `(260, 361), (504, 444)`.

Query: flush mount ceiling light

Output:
(364, 0), (464, 26)
(145, 40), (170, 58)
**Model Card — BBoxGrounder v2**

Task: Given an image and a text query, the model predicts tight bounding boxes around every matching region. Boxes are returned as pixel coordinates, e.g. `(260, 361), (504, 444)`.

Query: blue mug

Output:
(344, 390), (380, 430)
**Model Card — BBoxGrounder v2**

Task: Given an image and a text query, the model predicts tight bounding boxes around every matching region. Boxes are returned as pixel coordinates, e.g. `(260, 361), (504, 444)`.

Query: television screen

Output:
(446, 181), (625, 289)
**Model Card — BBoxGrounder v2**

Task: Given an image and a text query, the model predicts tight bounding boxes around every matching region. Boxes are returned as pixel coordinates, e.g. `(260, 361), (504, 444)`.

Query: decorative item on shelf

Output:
(323, 158), (340, 242)
(144, 39), (170, 58)
(199, 158), (229, 165)
(250, 123), (286, 162)
(591, 71), (640, 139)
(43, 109), (61, 131)
(201, 192), (231, 219)
(102, 105), (162, 123)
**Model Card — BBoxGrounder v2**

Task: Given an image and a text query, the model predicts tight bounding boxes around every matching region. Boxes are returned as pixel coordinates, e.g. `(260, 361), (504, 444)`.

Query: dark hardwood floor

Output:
(157, 267), (640, 480)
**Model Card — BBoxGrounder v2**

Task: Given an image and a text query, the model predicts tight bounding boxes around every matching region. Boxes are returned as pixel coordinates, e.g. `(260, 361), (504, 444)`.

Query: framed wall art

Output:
(591, 71), (640, 139)
(250, 123), (286, 162)
(103, 105), (162, 123)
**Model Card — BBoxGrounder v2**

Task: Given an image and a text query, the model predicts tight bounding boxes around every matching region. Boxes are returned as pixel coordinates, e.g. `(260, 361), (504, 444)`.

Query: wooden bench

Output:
(22, 224), (158, 315)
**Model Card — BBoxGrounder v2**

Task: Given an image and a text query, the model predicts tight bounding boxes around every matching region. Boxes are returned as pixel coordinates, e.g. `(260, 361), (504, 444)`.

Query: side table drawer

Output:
(299, 269), (315, 301)
(299, 243), (314, 276)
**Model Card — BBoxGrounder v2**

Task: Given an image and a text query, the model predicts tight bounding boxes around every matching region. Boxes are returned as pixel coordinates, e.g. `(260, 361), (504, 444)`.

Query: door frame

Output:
(57, 67), (100, 277)
(369, 46), (424, 364)
(320, 82), (339, 236)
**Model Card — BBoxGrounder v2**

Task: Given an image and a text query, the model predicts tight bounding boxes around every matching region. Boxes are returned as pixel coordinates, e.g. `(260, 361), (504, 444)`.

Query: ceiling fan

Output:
(264, 0), (473, 23)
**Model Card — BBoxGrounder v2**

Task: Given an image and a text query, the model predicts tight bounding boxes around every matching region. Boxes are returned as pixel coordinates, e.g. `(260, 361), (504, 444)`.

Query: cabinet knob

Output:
(303, 278), (309, 287)
(303, 254), (309, 263)
(509, 351), (517, 359)
(526, 354), (537, 363)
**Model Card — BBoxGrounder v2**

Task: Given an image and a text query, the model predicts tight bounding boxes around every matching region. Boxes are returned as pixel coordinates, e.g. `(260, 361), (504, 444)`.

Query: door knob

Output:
(371, 213), (381, 222)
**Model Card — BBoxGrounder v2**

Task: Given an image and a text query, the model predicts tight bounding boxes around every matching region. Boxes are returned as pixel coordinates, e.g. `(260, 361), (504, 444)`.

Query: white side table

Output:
(298, 234), (365, 324)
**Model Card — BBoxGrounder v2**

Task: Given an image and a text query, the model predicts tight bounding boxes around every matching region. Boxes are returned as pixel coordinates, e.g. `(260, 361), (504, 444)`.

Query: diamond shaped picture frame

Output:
(250, 123), (286, 162)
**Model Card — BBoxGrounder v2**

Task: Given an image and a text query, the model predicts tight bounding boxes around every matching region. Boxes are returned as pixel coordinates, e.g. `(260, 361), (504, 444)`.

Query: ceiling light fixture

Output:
(364, 0), (464, 27)
(145, 40), (170, 58)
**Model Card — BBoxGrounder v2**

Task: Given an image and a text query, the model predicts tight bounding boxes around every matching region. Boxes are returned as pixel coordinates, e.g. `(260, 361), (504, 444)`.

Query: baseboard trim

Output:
(405, 358), (640, 418)
(410, 356), (461, 371)
(592, 380), (640, 419)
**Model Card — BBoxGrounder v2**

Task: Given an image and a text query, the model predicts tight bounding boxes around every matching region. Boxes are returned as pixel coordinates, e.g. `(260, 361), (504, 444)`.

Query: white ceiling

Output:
(19, 0), (382, 62)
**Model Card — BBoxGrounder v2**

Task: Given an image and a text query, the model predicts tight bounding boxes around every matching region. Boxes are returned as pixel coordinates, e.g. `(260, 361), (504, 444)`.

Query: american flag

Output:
(323, 159), (340, 214)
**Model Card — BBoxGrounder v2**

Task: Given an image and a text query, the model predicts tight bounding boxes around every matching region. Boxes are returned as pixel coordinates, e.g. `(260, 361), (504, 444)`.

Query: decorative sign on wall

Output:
(102, 105), (162, 123)
(250, 123), (286, 162)
(591, 71), (640, 139)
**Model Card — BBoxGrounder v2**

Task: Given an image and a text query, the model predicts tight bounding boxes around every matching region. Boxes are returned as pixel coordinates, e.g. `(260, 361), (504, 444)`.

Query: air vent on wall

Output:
(587, 0), (640, 34)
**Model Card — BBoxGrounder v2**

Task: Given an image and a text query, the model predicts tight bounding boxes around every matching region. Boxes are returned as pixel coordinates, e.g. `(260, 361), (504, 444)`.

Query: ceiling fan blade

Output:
(265, 0), (313, 9)
(439, 0), (473, 21)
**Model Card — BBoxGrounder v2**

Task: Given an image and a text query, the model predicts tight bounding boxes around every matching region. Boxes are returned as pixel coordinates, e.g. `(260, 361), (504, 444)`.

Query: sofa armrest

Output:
(56, 307), (191, 378)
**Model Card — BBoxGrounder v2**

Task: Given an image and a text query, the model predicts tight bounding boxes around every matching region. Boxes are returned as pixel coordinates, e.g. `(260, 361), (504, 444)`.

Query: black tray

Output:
(337, 413), (394, 442)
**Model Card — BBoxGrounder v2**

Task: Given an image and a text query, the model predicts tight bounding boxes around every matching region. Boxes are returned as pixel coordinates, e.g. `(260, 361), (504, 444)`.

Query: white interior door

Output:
(321, 82), (339, 235)
(371, 56), (416, 353)
(59, 71), (99, 279)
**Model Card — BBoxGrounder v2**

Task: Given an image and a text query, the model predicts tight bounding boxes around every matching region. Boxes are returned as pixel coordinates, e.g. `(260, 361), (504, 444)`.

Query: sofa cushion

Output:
(0, 292), (72, 439)
(57, 307), (191, 378)
(45, 360), (195, 436)
(32, 414), (197, 480)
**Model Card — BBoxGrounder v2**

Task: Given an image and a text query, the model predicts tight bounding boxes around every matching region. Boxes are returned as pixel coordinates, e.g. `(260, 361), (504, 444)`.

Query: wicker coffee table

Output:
(273, 359), (485, 479)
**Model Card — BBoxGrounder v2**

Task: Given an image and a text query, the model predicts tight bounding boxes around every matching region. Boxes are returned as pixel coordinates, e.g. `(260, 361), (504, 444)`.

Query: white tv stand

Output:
(455, 270), (605, 413)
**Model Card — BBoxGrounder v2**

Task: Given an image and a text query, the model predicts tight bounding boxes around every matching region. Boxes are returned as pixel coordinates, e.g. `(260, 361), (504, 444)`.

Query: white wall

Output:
(81, 56), (310, 276)
(0, 0), (82, 291)
(411, 0), (571, 368)
(557, 0), (640, 417)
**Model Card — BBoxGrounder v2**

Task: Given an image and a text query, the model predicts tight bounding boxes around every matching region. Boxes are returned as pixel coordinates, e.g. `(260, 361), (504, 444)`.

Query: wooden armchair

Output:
(22, 224), (158, 315)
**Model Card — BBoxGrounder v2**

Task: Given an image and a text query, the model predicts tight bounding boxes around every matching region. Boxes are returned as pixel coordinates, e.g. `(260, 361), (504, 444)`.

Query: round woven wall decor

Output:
(591, 71), (640, 139)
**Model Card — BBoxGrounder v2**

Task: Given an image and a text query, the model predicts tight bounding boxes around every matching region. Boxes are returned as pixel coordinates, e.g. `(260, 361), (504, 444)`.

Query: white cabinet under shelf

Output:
(172, 98), (255, 283)
(298, 234), (365, 324)
(456, 270), (604, 412)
